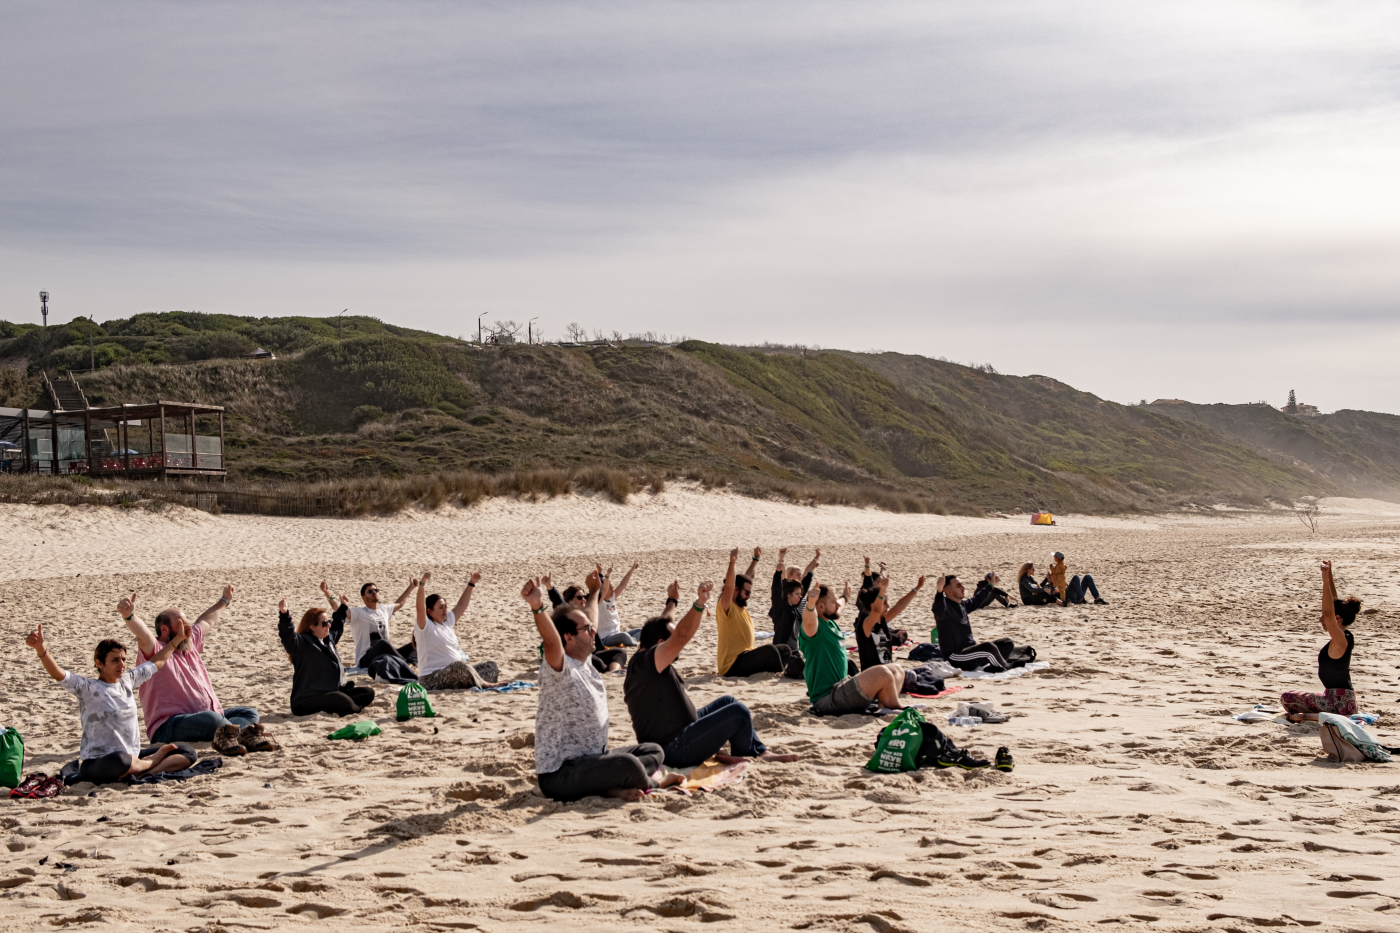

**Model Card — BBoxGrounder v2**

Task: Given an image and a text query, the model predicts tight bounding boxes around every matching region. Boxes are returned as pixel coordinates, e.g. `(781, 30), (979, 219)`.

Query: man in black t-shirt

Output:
(624, 580), (800, 769)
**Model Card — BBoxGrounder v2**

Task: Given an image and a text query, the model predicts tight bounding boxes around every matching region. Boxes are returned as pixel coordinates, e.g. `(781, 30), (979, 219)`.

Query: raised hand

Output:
(667, 580), (680, 602)
(696, 580), (715, 604)
(729, 547), (739, 561)
(279, 598), (288, 613)
(339, 593), (349, 605)
(319, 579), (330, 595)
(520, 577), (545, 609)
(630, 561), (640, 572)
(915, 575), (927, 590)
(117, 592), (137, 618)
(25, 624), (45, 653)
(419, 570), (433, 585)
(541, 573), (553, 590)
(842, 580), (852, 601)
(585, 567), (601, 592)
(752, 547), (762, 561)
(175, 619), (193, 645)
(779, 547), (788, 560)
(222, 585), (234, 604)
(469, 571), (482, 586)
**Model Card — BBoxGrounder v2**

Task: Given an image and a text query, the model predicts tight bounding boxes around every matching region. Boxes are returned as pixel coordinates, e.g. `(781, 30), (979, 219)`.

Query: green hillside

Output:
(1, 311), (1394, 513)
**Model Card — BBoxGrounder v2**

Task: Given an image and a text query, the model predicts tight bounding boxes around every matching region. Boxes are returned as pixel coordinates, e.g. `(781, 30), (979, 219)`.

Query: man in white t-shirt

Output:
(321, 578), (416, 668)
(519, 573), (683, 802)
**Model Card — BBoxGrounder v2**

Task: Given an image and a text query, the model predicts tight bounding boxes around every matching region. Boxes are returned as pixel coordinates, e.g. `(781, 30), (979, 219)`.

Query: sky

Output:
(3, 1), (1399, 413)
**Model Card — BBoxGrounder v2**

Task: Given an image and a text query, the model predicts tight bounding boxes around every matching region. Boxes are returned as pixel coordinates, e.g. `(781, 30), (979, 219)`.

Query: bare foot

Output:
(757, 751), (801, 763)
(653, 770), (685, 789)
(713, 752), (799, 764)
(606, 787), (646, 802)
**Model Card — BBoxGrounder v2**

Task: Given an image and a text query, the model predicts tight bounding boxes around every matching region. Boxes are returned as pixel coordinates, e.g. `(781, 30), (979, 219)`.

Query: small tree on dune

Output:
(1286, 389), (1298, 415)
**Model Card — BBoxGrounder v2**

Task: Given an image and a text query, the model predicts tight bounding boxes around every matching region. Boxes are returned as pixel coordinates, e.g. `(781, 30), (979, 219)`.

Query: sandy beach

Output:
(2, 486), (1398, 932)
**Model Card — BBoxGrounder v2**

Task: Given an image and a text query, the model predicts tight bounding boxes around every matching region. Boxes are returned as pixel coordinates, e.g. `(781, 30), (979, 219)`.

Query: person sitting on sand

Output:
(597, 562), (640, 648)
(799, 577), (905, 714)
(27, 622), (200, 785)
(624, 579), (801, 768)
(1049, 552), (1106, 606)
(277, 600), (376, 716)
(414, 571), (501, 689)
(1017, 563), (1055, 606)
(768, 547), (819, 679)
(117, 587), (271, 757)
(1283, 561), (1361, 722)
(520, 576), (683, 802)
(320, 578), (417, 668)
(974, 572), (1015, 609)
(855, 572), (925, 671)
(718, 547), (794, 677)
(547, 569), (628, 672)
(933, 574), (1023, 671)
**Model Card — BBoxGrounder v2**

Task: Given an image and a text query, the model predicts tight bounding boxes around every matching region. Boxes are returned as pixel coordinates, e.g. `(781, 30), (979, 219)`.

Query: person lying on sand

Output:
(546, 569), (628, 672)
(1049, 551), (1107, 606)
(320, 578), (417, 669)
(768, 547), (819, 679)
(118, 586), (268, 757)
(413, 571), (502, 689)
(624, 579), (800, 768)
(521, 576), (683, 802)
(27, 622), (199, 784)
(1283, 561), (1361, 722)
(717, 547), (794, 677)
(933, 575), (1026, 672)
(1017, 563), (1055, 606)
(278, 600), (376, 716)
(855, 571), (925, 672)
(597, 562), (640, 648)
(800, 577), (905, 714)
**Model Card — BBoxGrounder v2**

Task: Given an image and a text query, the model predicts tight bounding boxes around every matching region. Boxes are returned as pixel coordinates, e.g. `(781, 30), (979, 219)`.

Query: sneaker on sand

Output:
(212, 724), (247, 757)
(995, 747), (1015, 772)
(968, 702), (1010, 724)
(1093, 598), (1107, 605)
(238, 723), (280, 753)
(935, 749), (990, 770)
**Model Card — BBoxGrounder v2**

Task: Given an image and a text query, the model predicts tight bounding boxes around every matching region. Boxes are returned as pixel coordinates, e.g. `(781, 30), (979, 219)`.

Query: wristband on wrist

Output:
(467, 582), (475, 587)
(692, 601), (705, 612)
(665, 597), (678, 605)
(123, 614), (134, 621)
(530, 606), (547, 615)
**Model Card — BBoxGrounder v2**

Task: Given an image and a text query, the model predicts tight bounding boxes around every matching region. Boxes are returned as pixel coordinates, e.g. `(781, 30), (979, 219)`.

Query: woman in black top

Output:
(278, 600), (377, 716)
(1017, 563), (1054, 606)
(1282, 561), (1361, 722)
(855, 573), (924, 670)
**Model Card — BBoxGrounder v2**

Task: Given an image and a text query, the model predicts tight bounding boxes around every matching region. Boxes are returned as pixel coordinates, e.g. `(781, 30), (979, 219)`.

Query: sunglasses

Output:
(365, 588), (380, 595)
(312, 618), (331, 627)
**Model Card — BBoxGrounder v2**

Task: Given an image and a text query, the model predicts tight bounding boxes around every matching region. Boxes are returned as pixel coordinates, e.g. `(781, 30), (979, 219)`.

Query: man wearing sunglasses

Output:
(320, 578), (417, 669)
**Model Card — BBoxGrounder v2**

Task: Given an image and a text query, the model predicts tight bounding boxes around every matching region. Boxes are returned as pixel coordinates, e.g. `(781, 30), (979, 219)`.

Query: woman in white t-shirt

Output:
(415, 571), (501, 690)
(27, 620), (199, 785)
(597, 562), (641, 648)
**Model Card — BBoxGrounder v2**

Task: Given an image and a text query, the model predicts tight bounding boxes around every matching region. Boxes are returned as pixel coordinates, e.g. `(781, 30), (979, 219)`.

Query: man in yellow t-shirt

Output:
(716, 547), (796, 677)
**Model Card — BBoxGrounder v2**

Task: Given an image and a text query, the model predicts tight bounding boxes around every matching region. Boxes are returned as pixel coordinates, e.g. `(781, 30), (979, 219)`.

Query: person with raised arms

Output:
(855, 572), (926, 671)
(799, 576), (904, 715)
(768, 547), (819, 679)
(27, 621), (200, 785)
(320, 578), (417, 668)
(117, 587), (271, 757)
(547, 568), (627, 672)
(597, 562), (641, 648)
(413, 570), (501, 689)
(625, 579), (800, 767)
(277, 598), (376, 716)
(1283, 561), (1361, 722)
(717, 547), (793, 677)
(520, 577), (683, 802)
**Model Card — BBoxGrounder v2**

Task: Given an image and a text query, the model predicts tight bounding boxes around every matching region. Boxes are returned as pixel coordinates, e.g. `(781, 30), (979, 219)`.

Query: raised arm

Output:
(885, 576), (926, 623)
(329, 603), (348, 647)
(1321, 562), (1347, 657)
(148, 621), (190, 670)
(116, 592), (157, 657)
(319, 580), (341, 612)
(654, 581), (714, 672)
(523, 578), (565, 672)
(393, 579), (416, 612)
(800, 578), (820, 638)
(611, 562), (639, 600)
(662, 580), (681, 621)
(26, 624), (67, 682)
(195, 585), (234, 632)
(774, 547), (788, 577)
(415, 571), (431, 630)
(803, 548), (821, 578)
(720, 548), (739, 612)
(862, 575), (889, 636)
(277, 599), (298, 655)
(747, 547), (761, 583)
(452, 572), (481, 620)
(584, 565), (602, 628)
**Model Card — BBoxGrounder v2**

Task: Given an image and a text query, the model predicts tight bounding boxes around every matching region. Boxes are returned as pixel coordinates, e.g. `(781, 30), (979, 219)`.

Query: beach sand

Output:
(2, 486), (1398, 931)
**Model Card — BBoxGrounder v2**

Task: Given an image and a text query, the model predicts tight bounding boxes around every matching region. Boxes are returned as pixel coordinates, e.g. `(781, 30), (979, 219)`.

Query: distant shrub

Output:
(353, 405), (387, 425)
(294, 336), (473, 428)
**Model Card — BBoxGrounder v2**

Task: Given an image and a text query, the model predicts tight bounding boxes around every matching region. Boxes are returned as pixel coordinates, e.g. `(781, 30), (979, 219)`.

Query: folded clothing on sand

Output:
(473, 681), (537, 693)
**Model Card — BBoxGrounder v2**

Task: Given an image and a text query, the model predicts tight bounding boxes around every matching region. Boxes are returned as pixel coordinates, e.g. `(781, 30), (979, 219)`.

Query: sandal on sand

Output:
(238, 724), (280, 753)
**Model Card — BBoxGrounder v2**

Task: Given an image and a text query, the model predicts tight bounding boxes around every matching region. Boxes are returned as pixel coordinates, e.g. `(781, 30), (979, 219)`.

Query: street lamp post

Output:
(527, 317), (539, 344)
(40, 291), (48, 328)
(478, 314), (490, 344)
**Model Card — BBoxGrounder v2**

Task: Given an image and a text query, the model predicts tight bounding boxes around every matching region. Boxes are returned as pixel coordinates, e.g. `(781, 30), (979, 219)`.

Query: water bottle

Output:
(948, 716), (981, 727)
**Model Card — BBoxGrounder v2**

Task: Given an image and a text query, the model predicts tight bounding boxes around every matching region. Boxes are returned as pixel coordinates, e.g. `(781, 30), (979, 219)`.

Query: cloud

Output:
(3, 0), (1399, 411)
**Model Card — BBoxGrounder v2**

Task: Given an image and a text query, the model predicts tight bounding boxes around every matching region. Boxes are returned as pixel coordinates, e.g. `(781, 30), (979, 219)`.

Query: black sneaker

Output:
(1093, 598), (1107, 605)
(936, 749), (990, 770)
(995, 747), (1014, 772)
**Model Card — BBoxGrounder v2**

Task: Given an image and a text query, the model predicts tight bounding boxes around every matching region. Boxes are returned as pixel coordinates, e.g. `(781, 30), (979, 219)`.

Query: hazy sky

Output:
(4, 1), (1399, 412)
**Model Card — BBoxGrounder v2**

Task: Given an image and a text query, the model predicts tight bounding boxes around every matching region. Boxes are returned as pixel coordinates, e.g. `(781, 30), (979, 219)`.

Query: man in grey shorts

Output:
(797, 577), (904, 715)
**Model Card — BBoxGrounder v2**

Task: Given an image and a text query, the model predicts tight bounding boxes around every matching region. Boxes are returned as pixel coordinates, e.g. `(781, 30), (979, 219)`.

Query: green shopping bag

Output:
(396, 682), (437, 722)
(0, 727), (22, 788)
(866, 708), (926, 773)
(327, 721), (382, 741)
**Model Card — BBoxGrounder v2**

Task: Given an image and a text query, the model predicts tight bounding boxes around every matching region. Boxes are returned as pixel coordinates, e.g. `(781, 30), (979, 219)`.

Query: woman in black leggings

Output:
(278, 599), (376, 716)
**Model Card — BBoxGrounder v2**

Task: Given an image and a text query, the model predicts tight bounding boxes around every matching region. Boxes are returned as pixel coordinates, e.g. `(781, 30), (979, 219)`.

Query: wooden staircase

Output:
(43, 371), (88, 411)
